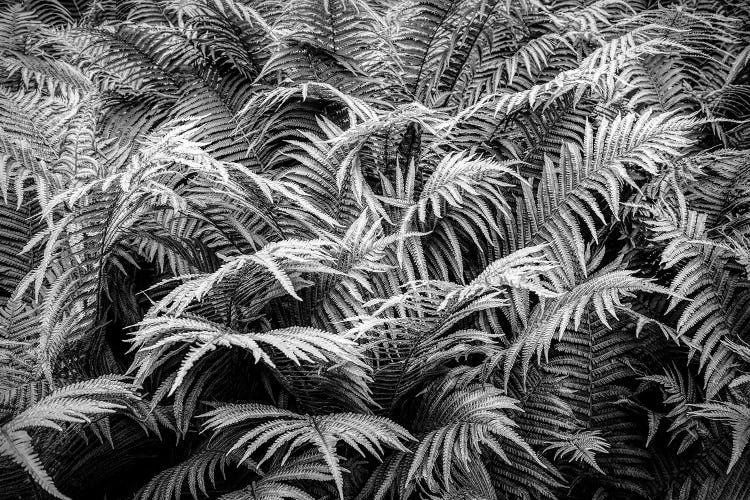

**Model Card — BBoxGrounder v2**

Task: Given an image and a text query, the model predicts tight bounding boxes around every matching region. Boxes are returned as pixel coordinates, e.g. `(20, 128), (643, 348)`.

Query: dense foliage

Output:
(1, 0), (749, 498)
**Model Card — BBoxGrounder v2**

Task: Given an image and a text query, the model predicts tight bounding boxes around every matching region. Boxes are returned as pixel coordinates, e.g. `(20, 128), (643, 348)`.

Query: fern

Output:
(644, 202), (749, 397)
(202, 403), (412, 499)
(403, 380), (539, 493)
(545, 429), (610, 473)
(217, 453), (331, 500)
(134, 447), (247, 500)
(504, 264), (675, 388)
(1, 0), (750, 498)
(130, 316), (369, 398)
(0, 376), (154, 500)
(691, 402), (750, 472)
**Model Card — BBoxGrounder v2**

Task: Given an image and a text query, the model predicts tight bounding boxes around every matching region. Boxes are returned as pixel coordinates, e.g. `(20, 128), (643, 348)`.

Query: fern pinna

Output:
(1, 0), (750, 499)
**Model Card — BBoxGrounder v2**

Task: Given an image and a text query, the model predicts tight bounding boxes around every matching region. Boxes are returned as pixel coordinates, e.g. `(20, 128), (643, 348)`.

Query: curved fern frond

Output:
(644, 202), (750, 397)
(134, 447), (246, 500)
(504, 266), (674, 388)
(379, 379), (540, 497)
(0, 376), (154, 500)
(639, 364), (709, 453)
(0, 428), (68, 500)
(506, 110), (694, 290)
(620, 54), (696, 113)
(148, 239), (339, 320)
(216, 453), (331, 500)
(545, 429), (610, 473)
(202, 403), (412, 499)
(393, 151), (520, 265)
(691, 402), (750, 473)
(349, 245), (555, 414)
(130, 316), (368, 398)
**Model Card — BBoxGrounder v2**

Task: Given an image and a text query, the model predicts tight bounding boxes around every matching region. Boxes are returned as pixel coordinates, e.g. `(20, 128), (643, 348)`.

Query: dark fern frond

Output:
(545, 313), (658, 497)
(0, 4), (42, 53)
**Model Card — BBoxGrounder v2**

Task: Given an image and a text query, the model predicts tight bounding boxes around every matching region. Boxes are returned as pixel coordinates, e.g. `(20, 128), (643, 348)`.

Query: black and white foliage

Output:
(1, 0), (749, 499)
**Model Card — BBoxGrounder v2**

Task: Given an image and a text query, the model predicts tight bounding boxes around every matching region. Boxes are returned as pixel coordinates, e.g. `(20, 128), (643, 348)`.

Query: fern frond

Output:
(393, 151), (520, 265)
(147, 239), (339, 320)
(0, 87), (78, 204)
(504, 266), (674, 388)
(491, 35), (693, 117)
(403, 380), (540, 495)
(507, 111), (694, 288)
(202, 403), (412, 499)
(246, 0), (393, 100)
(545, 313), (658, 495)
(620, 54), (696, 113)
(0, 192), (42, 299)
(0, 53), (94, 95)
(130, 315), (368, 398)
(348, 247), (546, 413)
(134, 447), (241, 500)
(0, 428), (69, 500)
(545, 429), (610, 473)
(172, 0), (273, 80)
(0, 376), (153, 500)
(0, 5), (42, 53)
(217, 453), (331, 500)
(440, 244), (559, 305)
(691, 402), (750, 472)
(43, 23), (198, 95)
(639, 364), (709, 453)
(644, 202), (749, 397)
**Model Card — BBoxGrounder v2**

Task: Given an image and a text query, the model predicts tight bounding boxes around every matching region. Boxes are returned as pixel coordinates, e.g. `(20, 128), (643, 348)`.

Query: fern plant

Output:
(1, 0), (750, 499)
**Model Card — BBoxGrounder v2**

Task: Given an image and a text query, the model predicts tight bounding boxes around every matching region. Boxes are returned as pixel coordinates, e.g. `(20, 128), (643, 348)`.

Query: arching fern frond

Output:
(134, 447), (248, 500)
(644, 202), (750, 397)
(202, 403), (412, 500)
(147, 238), (339, 320)
(403, 380), (540, 494)
(544, 429), (610, 473)
(505, 110), (694, 291)
(392, 151), (521, 265)
(0, 376), (154, 500)
(503, 264), (674, 388)
(691, 401), (750, 473)
(130, 316), (369, 398)
(217, 453), (331, 500)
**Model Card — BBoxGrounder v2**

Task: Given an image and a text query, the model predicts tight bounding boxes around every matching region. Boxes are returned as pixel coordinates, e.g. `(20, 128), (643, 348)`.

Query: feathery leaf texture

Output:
(0, 0), (749, 499)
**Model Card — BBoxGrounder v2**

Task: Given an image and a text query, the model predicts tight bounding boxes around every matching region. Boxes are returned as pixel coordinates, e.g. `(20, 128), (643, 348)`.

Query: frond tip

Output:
(544, 430), (611, 473)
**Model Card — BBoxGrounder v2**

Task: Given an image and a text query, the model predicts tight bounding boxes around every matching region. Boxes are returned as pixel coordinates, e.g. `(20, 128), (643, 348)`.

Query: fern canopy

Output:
(1, 0), (750, 499)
